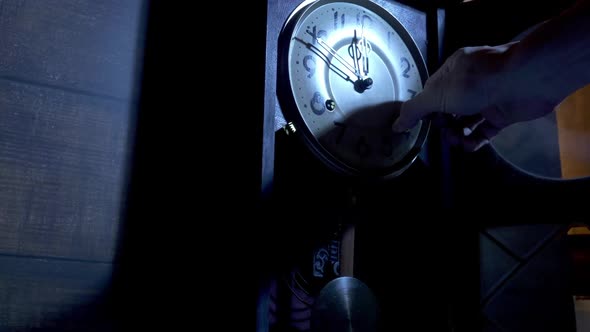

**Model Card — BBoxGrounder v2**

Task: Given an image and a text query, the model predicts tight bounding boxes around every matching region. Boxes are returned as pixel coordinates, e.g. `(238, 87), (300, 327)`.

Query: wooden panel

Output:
(0, 255), (114, 331)
(0, 0), (146, 100)
(0, 80), (131, 262)
(556, 83), (590, 179)
(340, 224), (355, 277)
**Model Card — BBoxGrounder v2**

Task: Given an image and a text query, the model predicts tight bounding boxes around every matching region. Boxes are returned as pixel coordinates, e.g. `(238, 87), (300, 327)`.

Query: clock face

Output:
(278, 0), (429, 178)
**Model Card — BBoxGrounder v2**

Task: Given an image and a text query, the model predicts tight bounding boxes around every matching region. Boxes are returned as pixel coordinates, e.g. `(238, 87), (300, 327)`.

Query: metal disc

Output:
(311, 277), (379, 332)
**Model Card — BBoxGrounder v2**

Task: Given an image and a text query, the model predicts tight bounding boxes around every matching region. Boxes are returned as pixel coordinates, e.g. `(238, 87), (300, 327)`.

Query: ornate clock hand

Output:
(348, 29), (373, 92)
(348, 30), (363, 78)
(360, 32), (371, 76)
(347, 30), (372, 77)
(301, 30), (373, 93)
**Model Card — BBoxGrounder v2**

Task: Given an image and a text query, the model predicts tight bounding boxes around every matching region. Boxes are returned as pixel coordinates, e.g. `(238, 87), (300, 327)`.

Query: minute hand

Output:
(293, 36), (355, 85)
(307, 32), (361, 80)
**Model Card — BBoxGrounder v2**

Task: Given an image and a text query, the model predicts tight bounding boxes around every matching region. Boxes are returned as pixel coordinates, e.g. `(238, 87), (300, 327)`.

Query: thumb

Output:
(392, 91), (438, 132)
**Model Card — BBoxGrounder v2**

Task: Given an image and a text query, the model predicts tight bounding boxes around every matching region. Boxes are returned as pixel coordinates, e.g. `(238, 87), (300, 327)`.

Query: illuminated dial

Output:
(278, 0), (429, 179)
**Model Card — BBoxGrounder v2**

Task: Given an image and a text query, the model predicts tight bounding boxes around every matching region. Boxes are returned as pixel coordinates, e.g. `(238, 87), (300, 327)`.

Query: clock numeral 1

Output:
(357, 136), (370, 157)
(334, 12), (345, 30)
(387, 31), (395, 50)
(382, 135), (393, 157)
(407, 89), (417, 98)
(334, 121), (347, 144)
(310, 92), (325, 115)
(401, 57), (411, 78)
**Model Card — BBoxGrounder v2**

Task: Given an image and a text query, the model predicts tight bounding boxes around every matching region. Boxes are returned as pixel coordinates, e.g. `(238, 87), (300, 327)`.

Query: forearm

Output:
(500, 0), (590, 104)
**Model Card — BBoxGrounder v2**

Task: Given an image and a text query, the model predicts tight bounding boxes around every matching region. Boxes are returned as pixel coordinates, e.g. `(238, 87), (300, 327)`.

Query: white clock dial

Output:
(278, 0), (429, 178)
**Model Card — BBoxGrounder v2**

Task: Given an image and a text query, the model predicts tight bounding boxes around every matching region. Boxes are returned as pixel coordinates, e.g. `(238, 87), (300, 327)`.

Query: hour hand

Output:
(293, 36), (354, 85)
(304, 31), (360, 80)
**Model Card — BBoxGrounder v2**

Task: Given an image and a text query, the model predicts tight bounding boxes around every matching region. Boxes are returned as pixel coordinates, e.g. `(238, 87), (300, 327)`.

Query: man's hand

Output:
(392, 43), (557, 152)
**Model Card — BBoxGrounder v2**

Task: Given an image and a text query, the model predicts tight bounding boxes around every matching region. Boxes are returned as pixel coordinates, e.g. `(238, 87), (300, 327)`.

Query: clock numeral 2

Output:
(407, 89), (417, 98)
(310, 92), (325, 115)
(401, 57), (411, 78)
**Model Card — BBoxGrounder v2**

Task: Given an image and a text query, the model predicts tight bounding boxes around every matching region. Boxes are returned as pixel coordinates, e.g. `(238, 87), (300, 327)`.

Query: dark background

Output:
(119, 0), (587, 330)
(0, 0), (586, 331)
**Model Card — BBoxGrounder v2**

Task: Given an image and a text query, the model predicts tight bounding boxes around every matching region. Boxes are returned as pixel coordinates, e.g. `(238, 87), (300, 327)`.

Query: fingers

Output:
(392, 91), (439, 132)
(445, 119), (503, 152)
(445, 127), (488, 152)
(470, 121), (502, 140)
(392, 53), (454, 133)
(463, 133), (490, 152)
(458, 114), (485, 136)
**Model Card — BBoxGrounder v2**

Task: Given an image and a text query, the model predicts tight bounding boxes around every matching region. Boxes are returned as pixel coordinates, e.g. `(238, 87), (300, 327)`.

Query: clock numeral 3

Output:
(310, 92), (325, 115)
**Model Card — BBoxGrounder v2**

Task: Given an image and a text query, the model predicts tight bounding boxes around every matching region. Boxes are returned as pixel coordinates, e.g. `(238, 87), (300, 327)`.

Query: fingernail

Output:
(474, 139), (490, 151)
